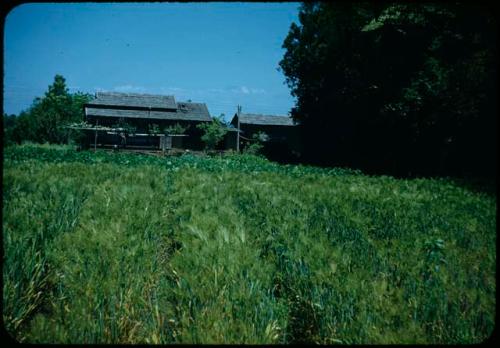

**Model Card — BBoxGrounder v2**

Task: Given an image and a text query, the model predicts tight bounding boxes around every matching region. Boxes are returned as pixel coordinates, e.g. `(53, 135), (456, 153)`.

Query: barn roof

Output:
(87, 92), (177, 110)
(232, 113), (296, 126)
(85, 101), (211, 122)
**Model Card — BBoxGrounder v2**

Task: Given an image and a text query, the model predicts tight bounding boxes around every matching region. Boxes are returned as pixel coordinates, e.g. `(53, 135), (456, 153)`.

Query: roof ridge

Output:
(179, 101), (206, 105)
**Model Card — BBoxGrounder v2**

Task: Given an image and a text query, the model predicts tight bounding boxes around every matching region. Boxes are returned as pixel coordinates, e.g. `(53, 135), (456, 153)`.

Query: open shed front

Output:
(79, 127), (188, 152)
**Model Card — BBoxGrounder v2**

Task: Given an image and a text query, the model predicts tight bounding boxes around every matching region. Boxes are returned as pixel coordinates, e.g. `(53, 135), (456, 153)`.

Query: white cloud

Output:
(227, 86), (266, 95)
(113, 84), (147, 93)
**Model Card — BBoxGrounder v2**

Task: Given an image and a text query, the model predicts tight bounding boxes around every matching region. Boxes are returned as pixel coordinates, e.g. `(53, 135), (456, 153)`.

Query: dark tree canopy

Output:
(280, 2), (497, 179)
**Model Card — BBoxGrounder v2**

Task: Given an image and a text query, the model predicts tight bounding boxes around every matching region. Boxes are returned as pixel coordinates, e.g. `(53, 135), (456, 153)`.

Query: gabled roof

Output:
(175, 102), (211, 121)
(231, 113), (296, 127)
(87, 92), (177, 110)
(85, 103), (211, 122)
(84, 92), (211, 122)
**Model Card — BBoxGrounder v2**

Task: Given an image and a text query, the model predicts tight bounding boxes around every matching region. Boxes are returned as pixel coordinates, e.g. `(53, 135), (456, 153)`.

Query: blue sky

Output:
(3, 2), (300, 121)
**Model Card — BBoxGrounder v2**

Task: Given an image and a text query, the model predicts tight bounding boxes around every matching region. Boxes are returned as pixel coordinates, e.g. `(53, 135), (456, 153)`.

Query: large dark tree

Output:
(280, 2), (497, 179)
(5, 75), (92, 145)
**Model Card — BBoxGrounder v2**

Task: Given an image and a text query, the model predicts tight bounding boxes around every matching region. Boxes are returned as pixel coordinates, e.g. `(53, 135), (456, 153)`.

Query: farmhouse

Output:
(229, 113), (301, 160)
(82, 92), (212, 150)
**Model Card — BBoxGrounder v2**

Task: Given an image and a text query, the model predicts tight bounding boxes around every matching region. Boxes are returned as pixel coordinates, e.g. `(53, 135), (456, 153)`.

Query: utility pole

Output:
(236, 105), (241, 152)
(94, 119), (98, 152)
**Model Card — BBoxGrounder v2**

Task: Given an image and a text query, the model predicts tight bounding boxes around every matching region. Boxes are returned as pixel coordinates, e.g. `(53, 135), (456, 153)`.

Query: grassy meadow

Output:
(2, 144), (496, 344)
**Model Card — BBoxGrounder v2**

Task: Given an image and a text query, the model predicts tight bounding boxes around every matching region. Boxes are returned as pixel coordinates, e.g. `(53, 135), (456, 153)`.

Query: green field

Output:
(3, 144), (496, 344)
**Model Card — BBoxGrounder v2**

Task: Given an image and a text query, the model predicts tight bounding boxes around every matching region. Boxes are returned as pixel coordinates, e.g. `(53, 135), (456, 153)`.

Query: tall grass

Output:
(2, 145), (496, 343)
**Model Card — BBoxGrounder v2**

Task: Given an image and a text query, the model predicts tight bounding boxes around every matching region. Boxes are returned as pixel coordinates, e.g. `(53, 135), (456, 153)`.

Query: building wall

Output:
(237, 123), (302, 161)
(224, 131), (238, 150)
(84, 116), (208, 150)
(241, 124), (301, 148)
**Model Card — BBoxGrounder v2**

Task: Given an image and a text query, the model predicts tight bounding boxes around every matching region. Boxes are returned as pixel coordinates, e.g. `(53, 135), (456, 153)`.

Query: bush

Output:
(148, 123), (160, 135)
(164, 123), (188, 135)
(197, 115), (228, 150)
(114, 118), (137, 135)
(243, 131), (267, 155)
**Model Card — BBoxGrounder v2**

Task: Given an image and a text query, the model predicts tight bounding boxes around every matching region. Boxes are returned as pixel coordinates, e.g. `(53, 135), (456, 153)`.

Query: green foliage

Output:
(113, 118), (137, 135)
(46, 74), (69, 97)
(3, 113), (18, 146)
(4, 75), (92, 145)
(243, 131), (267, 155)
(197, 115), (228, 150)
(3, 144), (496, 344)
(164, 123), (188, 135)
(279, 3), (497, 178)
(148, 123), (160, 135)
(4, 145), (360, 176)
(5, 111), (36, 145)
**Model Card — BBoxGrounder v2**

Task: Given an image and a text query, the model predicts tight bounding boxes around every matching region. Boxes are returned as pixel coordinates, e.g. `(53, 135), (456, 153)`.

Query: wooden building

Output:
(229, 113), (302, 160)
(82, 92), (212, 150)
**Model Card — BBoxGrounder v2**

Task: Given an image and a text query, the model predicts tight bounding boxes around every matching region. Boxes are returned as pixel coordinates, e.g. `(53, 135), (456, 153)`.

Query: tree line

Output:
(2, 75), (234, 152)
(3, 75), (92, 146)
(279, 2), (497, 179)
